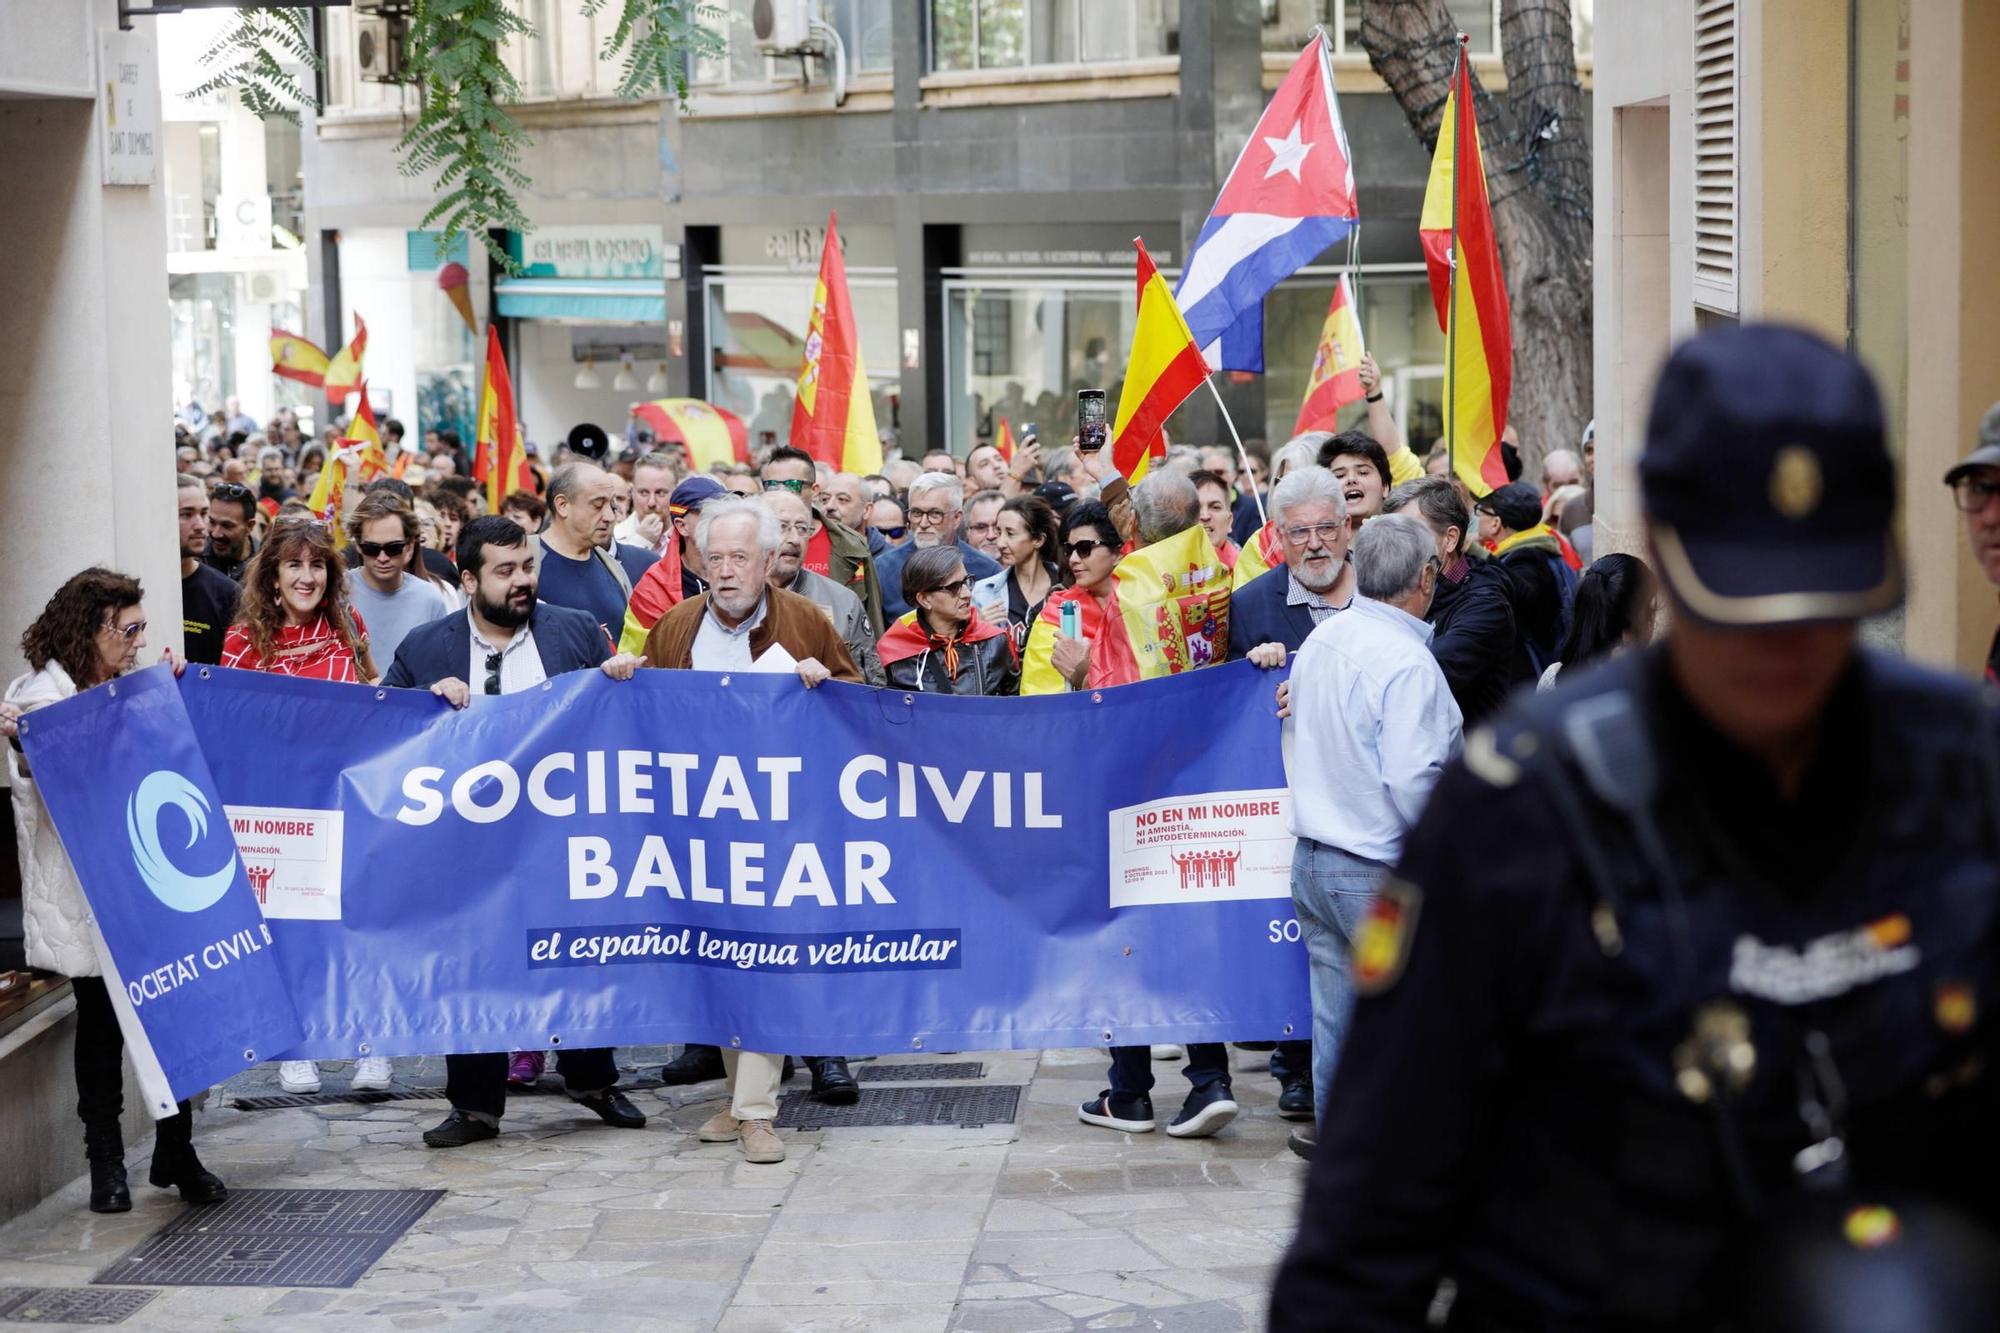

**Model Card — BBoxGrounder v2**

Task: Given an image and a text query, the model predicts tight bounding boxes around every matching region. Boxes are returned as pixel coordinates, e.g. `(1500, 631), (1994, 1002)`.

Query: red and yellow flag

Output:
(633, 398), (749, 472)
(1231, 520), (1286, 589)
(1419, 47), (1512, 498)
(789, 212), (882, 476)
(323, 314), (368, 407)
(474, 325), (531, 514)
(1294, 274), (1366, 435)
(994, 416), (1016, 463)
(344, 382), (388, 482)
(270, 329), (329, 387)
(1110, 239), (1208, 484)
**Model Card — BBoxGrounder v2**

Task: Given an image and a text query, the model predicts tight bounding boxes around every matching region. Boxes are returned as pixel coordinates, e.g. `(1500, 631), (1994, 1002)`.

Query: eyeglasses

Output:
(103, 619), (146, 640)
(1953, 476), (2000, 512)
(923, 576), (971, 598)
(762, 478), (809, 495)
(909, 507), (955, 526)
(484, 650), (502, 696)
(1065, 539), (1111, 560)
(210, 482), (253, 501)
(775, 520), (814, 537)
(358, 539), (409, 560)
(878, 525), (908, 539)
(1280, 522), (1343, 546)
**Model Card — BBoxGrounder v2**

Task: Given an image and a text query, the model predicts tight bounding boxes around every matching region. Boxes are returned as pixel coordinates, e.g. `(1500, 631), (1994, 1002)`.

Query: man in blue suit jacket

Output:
(1225, 466), (1356, 1139)
(381, 516), (652, 1149)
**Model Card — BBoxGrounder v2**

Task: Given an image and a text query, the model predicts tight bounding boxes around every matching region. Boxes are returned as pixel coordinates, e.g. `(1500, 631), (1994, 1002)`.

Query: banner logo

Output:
(125, 770), (237, 913)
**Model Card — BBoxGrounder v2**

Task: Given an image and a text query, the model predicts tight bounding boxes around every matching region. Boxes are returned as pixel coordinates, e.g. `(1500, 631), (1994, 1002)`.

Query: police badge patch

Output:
(1352, 880), (1422, 996)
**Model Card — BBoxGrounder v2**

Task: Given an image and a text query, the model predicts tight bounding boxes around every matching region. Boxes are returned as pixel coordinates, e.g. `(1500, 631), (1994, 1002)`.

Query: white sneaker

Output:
(278, 1060), (322, 1094)
(351, 1056), (393, 1091)
(1150, 1044), (1185, 1061)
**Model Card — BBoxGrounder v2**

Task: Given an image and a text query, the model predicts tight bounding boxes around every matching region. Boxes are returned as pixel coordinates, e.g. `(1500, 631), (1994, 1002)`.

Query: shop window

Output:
(704, 271), (901, 454)
(930, 0), (1174, 73)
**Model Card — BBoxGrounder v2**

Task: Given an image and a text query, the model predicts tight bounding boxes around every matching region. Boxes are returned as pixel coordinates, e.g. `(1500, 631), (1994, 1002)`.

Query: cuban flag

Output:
(1175, 35), (1358, 373)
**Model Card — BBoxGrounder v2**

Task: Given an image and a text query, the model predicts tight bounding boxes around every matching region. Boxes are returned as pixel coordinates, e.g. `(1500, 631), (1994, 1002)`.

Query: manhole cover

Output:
(0, 1287), (158, 1325)
(775, 1084), (1021, 1129)
(230, 1088), (435, 1112)
(856, 1062), (984, 1082)
(94, 1189), (442, 1289)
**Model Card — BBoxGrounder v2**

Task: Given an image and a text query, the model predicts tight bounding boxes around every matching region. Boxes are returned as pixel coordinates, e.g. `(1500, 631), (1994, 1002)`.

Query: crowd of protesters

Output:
(9, 380), (1656, 1214)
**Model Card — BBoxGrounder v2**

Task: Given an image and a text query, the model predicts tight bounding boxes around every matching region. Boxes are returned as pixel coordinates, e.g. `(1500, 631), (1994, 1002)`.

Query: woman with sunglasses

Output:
(222, 518), (380, 1094)
(1022, 500), (1139, 694)
(879, 546), (1019, 696)
(970, 494), (1062, 658)
(0, 570), (227, 1213)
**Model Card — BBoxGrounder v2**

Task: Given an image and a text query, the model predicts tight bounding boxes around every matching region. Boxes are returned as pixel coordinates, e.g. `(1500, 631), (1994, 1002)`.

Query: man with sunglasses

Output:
(1945, 402), (2000, 686)
(760, 445), (884, 636)
(380, 515), (648, 1149)
(343, 491), (451, 668)
(205, 480), (259, 582)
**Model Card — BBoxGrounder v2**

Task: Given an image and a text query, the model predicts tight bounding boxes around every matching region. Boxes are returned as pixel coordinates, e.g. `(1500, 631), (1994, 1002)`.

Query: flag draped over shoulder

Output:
(1420, 48), (1512, 498)
(1113, 524), (1231, 679)
(473, 326), (530, 514)
(1109, 239), (1209, 484)
(1294, 273), (1367, 435)
(789, 212), (882, 476)
(323, 315), (367, 407)
(1176, 34), (1358, 372)
(270, 330), (328, 387)
(1231, 521), (1285, 590)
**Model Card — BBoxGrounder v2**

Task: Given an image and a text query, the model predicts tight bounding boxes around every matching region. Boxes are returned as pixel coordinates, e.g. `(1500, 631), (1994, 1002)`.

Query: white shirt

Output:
(1287, 595), (1463, 863)
(614, 511), (668, 555)
(689, 595), (768, 672)
(468, 607), (546, 697)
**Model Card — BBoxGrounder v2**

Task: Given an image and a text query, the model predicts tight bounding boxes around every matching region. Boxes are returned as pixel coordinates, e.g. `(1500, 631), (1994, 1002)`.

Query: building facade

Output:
(1592, 0), (1999, 671)
(303, 1), (1592, 461)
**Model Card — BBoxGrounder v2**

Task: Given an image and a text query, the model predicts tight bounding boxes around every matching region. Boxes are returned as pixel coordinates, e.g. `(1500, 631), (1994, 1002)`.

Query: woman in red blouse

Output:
(220, 517), (376, 684)
(220, 516), (380, 1095)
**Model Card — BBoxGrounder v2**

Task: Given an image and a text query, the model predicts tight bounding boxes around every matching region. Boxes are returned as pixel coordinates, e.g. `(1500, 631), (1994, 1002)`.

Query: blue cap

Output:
(668, 475), (727, 517)
(1639, 324), (1900, 626)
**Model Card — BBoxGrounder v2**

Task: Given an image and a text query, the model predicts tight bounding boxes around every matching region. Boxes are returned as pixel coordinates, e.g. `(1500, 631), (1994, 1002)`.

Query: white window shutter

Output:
(1692, 0), (1739, 314)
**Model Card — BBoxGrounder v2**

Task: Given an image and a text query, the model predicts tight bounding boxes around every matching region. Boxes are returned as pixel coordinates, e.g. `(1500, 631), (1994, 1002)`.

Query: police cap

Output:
(1639, 323), (1900, 626)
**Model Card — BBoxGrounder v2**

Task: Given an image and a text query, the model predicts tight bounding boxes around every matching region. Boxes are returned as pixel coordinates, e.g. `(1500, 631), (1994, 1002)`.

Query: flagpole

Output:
(1447, 33), (1466, 488)
(1204, 376), (1267, 528)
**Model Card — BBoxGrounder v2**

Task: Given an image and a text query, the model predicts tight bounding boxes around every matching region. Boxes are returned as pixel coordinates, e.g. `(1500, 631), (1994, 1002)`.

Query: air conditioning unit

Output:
(240, 270), (286, 305)
(752, 0), (816, 53)
(356, 14), (408, 83)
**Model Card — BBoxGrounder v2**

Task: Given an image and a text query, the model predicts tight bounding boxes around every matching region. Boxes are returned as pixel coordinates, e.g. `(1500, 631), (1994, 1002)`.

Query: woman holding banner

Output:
(221, 516), (383, 1094)
(1, 569), (227, 1214)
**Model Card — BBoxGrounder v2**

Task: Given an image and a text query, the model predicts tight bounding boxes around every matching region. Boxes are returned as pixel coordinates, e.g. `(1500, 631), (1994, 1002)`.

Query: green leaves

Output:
(208, 1), (726, 275)
(190, 6), (321, 125)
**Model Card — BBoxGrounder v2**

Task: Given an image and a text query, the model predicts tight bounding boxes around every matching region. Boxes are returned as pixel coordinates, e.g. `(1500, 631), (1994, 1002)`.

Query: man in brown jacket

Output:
(638, 496), (859, 1164)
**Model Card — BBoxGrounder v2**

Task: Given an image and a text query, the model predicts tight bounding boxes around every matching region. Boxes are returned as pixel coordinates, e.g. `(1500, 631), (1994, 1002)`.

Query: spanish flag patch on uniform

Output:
(1352, 880), (1422, 996)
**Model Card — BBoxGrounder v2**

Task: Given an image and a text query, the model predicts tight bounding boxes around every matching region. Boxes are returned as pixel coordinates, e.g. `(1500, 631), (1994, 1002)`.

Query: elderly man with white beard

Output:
(638, 497), (861, 1163)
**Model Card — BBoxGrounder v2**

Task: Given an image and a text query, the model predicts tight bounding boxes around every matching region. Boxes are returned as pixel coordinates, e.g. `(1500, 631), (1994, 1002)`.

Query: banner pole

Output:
(1206, 376), (1267, 528)
(1447, 33), (1466, 488)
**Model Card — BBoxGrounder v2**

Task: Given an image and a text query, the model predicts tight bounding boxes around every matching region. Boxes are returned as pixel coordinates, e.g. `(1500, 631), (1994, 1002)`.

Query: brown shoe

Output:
(697, 1111), (740, 1143)
(737, 1118), (785, 1163)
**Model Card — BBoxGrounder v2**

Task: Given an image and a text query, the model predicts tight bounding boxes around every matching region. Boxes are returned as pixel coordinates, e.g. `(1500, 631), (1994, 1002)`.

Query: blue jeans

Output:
(1290, 838), (1389, 1128)
(1106, 1044), (1229, 1101)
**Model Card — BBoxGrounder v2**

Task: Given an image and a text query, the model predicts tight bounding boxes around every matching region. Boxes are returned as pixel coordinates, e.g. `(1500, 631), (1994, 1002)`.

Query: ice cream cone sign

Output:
(438, 262), (477, 336)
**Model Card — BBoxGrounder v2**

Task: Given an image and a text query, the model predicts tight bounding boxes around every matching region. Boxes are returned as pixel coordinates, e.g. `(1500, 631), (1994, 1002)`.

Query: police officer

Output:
(1271, 325), (2000, 1331)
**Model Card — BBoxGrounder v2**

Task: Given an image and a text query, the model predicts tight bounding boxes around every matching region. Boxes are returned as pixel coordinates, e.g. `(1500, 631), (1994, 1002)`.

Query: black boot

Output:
(806, 1056), (860, 1105)
(657, 1043), (726, 1086)
(148, 1101), (226, 1205)
(84, 1122), (130, 1214)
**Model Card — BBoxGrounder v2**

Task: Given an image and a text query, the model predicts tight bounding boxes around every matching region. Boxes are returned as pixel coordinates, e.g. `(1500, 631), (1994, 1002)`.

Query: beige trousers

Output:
(721, 1049), (783, 1121)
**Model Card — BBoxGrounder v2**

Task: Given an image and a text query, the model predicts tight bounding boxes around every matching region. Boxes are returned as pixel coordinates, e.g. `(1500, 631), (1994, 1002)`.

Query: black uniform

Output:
(1270, 647), (2000, 1330)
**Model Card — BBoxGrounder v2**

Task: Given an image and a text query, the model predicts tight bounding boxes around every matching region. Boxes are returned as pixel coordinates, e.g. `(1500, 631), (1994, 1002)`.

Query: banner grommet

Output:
(548, 1034), (562, 1046)
(911, 1037), (924, 1050)
(242, 1049), (256, 1063)
(199, 667), (212, 680)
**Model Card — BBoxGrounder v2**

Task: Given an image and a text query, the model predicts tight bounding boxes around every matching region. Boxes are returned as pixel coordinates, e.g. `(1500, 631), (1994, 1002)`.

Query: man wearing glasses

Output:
(760, 446), (884, 636)
(343, 491), (450, 668)
(379, 515), (649, 1148)
(205, 480), (259, 582)
(1945, 403), (2000, 686)
(874, 471), (1003, 620)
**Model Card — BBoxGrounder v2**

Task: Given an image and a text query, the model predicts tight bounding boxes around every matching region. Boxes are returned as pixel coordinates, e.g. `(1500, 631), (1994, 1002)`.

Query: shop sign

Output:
(99, 29), (159, 187)
(521, 225), (665, 280)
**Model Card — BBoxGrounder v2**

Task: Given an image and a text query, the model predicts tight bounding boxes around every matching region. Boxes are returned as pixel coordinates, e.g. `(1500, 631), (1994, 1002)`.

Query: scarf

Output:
(878, 606), (1007, 678)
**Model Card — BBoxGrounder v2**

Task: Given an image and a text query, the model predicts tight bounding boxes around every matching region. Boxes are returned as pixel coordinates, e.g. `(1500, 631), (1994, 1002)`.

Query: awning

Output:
(494, 277), (666, 324)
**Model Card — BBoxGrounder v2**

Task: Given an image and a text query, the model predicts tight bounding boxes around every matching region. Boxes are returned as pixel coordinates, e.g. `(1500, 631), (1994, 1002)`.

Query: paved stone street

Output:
(0, 1046), (1304, 1331)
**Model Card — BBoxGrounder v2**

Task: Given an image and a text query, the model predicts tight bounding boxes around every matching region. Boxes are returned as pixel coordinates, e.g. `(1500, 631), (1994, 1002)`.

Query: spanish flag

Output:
(1294, 274), (1366, 435)
(634, 398), (749, 473)
(994, 416), (1016, 463)
(474, 325), (530, 514)
(1231, 521), (1285, 589)
(789, 212), (882, 476)
(1419, 45), (1511, 498)
(323, 314), (367, 407)
(270, 330), (329, 387)
(1110, 240), (1207, 484)
(345, 382), (387, 482)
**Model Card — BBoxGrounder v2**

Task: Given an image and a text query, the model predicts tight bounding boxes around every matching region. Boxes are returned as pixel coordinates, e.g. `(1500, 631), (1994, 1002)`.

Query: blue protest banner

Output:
(42, 659), (1307, 1070)
(18, 666), (303, 1109)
